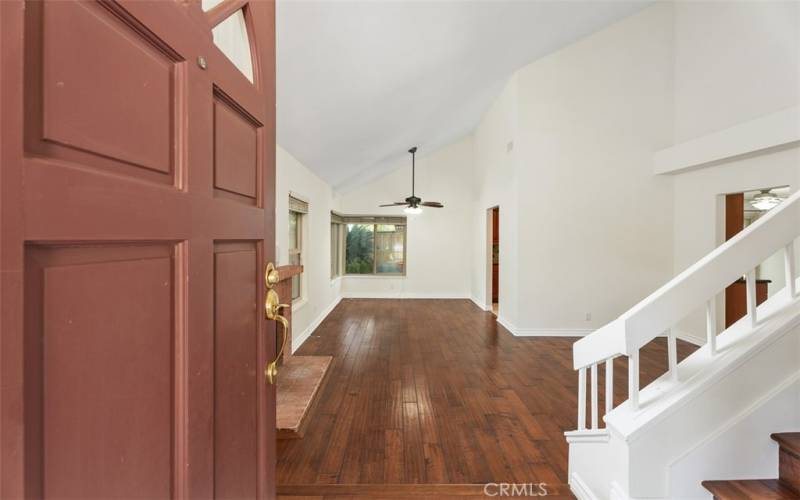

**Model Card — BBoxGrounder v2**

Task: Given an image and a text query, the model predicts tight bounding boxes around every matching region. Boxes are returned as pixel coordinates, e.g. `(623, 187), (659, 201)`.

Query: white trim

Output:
(521, 329), (591, 337)
(569, 472), (601, 500)
(654, 105), (800, 175)
(609, 481), (630, 500)
(470, 295), (490, 311)
(292, 294), (342, 353)
(495, 316), (515, 334)
(673, 328), (705, 347)
(341, 274), (406, 280)
(340, 291), (470, 299)
(291, 297), (309, 313)
(498, 316), (594, 337)
(564, 429), (610, 444)
(667, 369), (800, 468)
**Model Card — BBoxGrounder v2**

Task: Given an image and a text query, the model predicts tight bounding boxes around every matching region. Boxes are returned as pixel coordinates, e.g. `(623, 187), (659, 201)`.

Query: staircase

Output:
(703, 433), (800, 499)
(565, 190), (800, 499)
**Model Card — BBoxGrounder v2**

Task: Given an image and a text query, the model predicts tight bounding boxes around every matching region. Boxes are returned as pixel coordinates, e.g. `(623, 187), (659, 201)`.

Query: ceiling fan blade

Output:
(379, 202), (408, 207)
(420, 201), (444, 208)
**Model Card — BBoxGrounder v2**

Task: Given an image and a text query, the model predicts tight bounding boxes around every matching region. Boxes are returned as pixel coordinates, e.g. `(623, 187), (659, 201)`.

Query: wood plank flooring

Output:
(277, 299), (696, 490)
(702, 479), (800, 499)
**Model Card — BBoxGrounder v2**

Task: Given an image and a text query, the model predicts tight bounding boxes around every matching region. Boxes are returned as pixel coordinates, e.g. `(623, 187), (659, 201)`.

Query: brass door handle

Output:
(264, 263), (290, 385)
(265, 298), (288, 385)
(265, 262), (280, 289)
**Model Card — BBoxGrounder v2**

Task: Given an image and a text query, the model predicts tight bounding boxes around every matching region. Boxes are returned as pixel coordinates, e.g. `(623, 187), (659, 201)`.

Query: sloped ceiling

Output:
(277, 0), (652, 191)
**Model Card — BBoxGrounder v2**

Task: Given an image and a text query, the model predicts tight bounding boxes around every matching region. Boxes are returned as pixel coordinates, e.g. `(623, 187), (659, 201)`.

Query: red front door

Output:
(0, 1), (277, 498)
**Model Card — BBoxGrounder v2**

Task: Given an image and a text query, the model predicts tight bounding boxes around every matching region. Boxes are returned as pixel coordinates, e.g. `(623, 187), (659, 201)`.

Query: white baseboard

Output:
(570, 472), (601, 500)
(497, 316), (593, 337)
(292, 294), (342, 353)
(341, 291), (470, 299)
(564, 429), (610, 444)
(673, 328), (705, 346)
(609, 481), (630, 500)
(470, 295), (490, 311)
(513, 328), (594, 337)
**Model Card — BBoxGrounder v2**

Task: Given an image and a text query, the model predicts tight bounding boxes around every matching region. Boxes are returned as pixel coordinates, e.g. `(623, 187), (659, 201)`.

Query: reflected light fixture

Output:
(750, 189), (783, 211)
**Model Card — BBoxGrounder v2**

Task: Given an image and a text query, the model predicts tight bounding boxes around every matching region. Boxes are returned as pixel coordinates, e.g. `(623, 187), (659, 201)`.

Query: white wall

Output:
(276, 0), (800, 349)
(337, 137), (474, 298)
(668, 377), (800, 499)
(276, 145), (342, 352)
(668, 1), (800, 339)
(672, 1), (800, 144)
(471, 75), (521, 326)
(468, 4), (677, 335)
(512, 3), (675, 333)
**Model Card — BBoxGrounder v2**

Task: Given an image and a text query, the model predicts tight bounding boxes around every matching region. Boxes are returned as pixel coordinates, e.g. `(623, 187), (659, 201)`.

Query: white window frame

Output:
(342, 216), (407, 277)
(288, 195), (308, 303)
(331, 212), (347, 279)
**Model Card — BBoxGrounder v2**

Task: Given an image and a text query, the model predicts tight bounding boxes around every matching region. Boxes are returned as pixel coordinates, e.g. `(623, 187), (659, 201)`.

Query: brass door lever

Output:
(263, 263), (290, 384)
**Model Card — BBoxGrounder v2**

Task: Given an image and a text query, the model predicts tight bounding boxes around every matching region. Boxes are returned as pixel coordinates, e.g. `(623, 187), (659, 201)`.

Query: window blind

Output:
(341, 215), (406, 225)
(289, 195), (308, 214)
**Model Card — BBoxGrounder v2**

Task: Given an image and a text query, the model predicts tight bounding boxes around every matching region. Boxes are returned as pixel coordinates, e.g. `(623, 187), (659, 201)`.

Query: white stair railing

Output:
(573, 189), (800, 422)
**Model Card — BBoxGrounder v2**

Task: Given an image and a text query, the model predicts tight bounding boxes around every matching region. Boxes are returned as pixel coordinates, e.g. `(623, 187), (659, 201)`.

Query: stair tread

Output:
(702, 479), (800, 499)
(773, 433), (800, 458)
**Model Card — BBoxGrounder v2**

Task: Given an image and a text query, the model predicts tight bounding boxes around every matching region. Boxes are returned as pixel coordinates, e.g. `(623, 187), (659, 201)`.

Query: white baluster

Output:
(605, 358), (614, 416)
(628, 350), (640, 411)
(746, 269), (757, 326)
(591, 363), (598, 429)
(785, 241), (796, 299)
(667, 329), (678, 381)
(578, 367), (587, 430)
(706, 299), (717, 355)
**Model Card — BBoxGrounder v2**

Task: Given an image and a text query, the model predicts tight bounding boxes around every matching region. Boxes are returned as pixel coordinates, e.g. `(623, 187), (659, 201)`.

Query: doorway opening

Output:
(723, 186), (790, 327)
(487, 206), (500, 316)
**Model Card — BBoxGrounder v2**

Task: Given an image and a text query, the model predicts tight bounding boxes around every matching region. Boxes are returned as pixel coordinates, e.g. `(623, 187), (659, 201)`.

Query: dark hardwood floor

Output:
(277, 299), (696, 492)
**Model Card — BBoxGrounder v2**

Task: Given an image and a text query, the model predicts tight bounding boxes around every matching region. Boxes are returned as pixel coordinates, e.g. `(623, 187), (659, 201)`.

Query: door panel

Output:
(214, 242), (259, 499)
(27, 244), (177, 499)
(24, 0), (184, 186)
(1, 1), (277, 498)
(213, 90), (261, 202)
(41, 1), (177, 174)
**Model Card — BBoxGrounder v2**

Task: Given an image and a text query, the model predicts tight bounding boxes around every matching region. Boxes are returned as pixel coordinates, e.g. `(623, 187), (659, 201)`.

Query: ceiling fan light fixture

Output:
(751, 189), (783, 211)
(379, 147), (444, 213)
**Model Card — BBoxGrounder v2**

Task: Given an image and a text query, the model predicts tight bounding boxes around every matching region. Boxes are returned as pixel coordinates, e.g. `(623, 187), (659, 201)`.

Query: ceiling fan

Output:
(379, 147), (444, 215)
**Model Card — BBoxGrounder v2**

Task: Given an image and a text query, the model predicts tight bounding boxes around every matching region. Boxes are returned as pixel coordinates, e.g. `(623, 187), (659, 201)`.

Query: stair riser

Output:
(779, 448), (800, 494)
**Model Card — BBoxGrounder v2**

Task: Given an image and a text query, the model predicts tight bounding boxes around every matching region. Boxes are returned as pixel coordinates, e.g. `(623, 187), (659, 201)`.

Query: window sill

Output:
(342, 274), (406, 279)
(291, 298), (309, 312)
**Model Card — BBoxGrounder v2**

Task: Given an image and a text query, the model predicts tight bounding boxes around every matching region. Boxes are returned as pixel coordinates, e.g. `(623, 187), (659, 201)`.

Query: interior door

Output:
(0, 1), (277, 498)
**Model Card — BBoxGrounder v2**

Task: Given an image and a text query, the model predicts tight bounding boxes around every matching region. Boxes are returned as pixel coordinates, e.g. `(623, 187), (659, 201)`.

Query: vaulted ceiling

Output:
(277, 1), (651, 191)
